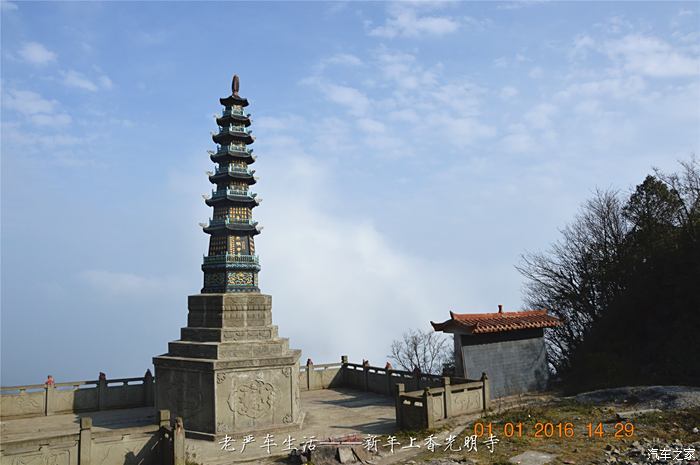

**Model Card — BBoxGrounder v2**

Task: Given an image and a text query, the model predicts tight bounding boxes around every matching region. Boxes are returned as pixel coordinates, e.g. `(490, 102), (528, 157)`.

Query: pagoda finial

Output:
(232, 74), (240, 96)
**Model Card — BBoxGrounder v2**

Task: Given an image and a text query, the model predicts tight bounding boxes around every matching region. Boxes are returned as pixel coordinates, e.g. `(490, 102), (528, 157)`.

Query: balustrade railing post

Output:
(79, 416), (92, 465)
(306, 361), (313, 391)
(394, 383), (405, 428)
(97, 373), (107, 411)
(174, 417), (186, 465)
(45, 382), (54, 416)
(144, 369), (154, 407)
(340, 355), (348, 385)
(423, 388), (434, 430)
(443, 377), (452, 420)
(481, 372), (490, 410)
(159, 410), (173, 465)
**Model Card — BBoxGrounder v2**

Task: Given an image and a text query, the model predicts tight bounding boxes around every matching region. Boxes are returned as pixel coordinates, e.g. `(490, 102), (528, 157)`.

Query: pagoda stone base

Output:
(153, 293), (302, 439)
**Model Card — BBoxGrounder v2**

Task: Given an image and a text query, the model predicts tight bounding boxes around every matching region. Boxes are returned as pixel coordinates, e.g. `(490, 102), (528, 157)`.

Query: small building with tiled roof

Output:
(431, 305), (561, 398)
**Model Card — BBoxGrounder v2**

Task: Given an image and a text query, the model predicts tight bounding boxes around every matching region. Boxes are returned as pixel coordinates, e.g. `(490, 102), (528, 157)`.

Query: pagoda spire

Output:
(201, 75), (262, 293)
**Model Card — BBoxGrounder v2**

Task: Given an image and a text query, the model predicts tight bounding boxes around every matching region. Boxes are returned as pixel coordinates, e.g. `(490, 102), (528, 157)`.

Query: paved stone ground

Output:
(187, 387), (398, 464)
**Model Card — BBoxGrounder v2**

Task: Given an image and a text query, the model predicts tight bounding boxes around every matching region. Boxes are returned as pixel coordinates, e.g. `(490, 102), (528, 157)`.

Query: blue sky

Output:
(1, 1), (698, 385)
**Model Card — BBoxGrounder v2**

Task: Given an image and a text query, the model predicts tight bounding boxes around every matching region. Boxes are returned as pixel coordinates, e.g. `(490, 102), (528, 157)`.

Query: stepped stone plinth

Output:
(154, 293), (302, 439)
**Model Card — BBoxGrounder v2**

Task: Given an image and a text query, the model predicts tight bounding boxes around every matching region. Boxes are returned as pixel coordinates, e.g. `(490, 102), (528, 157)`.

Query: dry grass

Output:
(405, 400), (700, 464)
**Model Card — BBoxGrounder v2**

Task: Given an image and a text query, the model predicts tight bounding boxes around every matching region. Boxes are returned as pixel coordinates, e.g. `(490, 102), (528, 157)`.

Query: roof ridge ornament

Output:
(232, 74), (240, 97)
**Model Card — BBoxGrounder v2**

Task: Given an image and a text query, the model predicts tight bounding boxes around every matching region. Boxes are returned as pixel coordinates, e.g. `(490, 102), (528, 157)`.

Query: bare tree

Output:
(388, 328), (451, 375)
(516, 189), (629, 374)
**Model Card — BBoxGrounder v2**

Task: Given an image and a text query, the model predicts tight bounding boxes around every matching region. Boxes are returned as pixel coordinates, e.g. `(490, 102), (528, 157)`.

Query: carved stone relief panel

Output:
(227, 379), (275, 419)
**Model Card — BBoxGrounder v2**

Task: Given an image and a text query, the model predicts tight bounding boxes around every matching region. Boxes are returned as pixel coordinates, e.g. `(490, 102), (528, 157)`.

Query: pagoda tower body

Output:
(153, 75), (303, 439)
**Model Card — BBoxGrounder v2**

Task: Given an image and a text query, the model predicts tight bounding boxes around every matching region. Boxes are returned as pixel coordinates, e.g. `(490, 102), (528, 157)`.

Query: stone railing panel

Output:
(394, 373), (489, 430)
(0, 386), (45, 418)
(0, 410), (176, 465)
(396, 394), (426, 431)
(429, 391), (445, 422)
(0, 372), (154, 420)
(341, 363), (366, 390)
(451, 383), (484, 416)
(299, 363), (343, 391)
(52, 384), (99, 414)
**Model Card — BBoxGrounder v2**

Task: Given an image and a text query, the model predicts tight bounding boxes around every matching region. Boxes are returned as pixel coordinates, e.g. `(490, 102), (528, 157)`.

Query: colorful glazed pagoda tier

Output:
(202, 75), (262, 293)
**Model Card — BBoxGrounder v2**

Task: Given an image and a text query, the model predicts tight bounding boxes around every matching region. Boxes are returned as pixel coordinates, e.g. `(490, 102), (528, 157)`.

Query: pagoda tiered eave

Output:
(220, 95), (249, 107)
(216, 113), (251, 127)
(208, 170), (256, 185)
(204, 192), (260, 208)
(212, 129), (254, 145)
(202, 221), (261, 236)
(209, 147), (255, 165)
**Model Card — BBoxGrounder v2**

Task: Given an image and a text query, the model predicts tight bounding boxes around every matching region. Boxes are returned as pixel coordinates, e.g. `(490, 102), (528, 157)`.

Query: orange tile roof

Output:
(431, 308), (561, 334)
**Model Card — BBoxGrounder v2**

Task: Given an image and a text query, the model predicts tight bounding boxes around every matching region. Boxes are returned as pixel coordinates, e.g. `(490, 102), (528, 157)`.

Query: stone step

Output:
(180, 326), (279, 342)
(167, 338), (290, 360)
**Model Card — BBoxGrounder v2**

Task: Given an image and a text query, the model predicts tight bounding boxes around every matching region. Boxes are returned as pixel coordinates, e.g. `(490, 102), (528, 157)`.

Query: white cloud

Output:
(31, 113), (72, 126)
(98, 75), (114, 90)
(81, 270), (184, 295)
(525, 103), (557, 130)
(435, 115), (497, 147)
(556, 75), (647, 101)
(302, 47), (495, 153)
(604, 34), (700, 78)
(60, 70), (114, 92)
(376, 49), (438, 90)
(254, 153), (460, 363)
(501, 124), (539, 153)
(303, 78), (370, 116)
(369, 3), (460, 38)
(2, 89), (58, 115)
(61, 70), (99, 91)
(528, 66), (544, 78)
(496, 0), (548, 10)
(493, 56), (509, 68)
(499, 86), (518, 100)
(569, 34), (595, 60)
(594, 15), (634, 34)
(356, 118), (386, 134)
(18, 42), (56, 66)
(324, 53), (363, 67)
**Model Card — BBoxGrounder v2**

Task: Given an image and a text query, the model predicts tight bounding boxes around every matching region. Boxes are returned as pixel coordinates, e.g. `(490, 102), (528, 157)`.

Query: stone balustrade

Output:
(0, 371), (154, 420)
(395, 373), (490, 430)
(2, 360), (489, 431)
(299, 356), (490, 430)
(0, 409), (183, 465)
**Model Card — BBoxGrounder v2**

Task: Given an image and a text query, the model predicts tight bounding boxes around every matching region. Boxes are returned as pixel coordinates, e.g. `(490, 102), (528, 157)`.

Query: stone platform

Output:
(153, 293), (302, 439)
(0, 389), (397, 465)
(186, 387), (397, 464)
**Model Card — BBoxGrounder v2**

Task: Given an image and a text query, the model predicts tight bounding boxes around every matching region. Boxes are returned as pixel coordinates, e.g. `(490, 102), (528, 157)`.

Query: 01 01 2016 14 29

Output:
(471, 421), (635, 439)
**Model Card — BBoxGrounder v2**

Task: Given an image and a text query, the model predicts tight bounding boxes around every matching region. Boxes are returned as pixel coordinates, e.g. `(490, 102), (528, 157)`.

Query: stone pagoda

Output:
(153, 75), (302, 439)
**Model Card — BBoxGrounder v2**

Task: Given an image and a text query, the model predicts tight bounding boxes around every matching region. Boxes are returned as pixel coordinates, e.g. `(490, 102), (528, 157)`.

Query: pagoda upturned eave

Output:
(216, 114), (251, 127)
(220, 94), (249, 107)
(205, 195), (260, 208)
(208, 171), (257, 185)
(212, 130), (254, 146)
(210, 149), (255, 165)
(202, 222), (261, 236)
